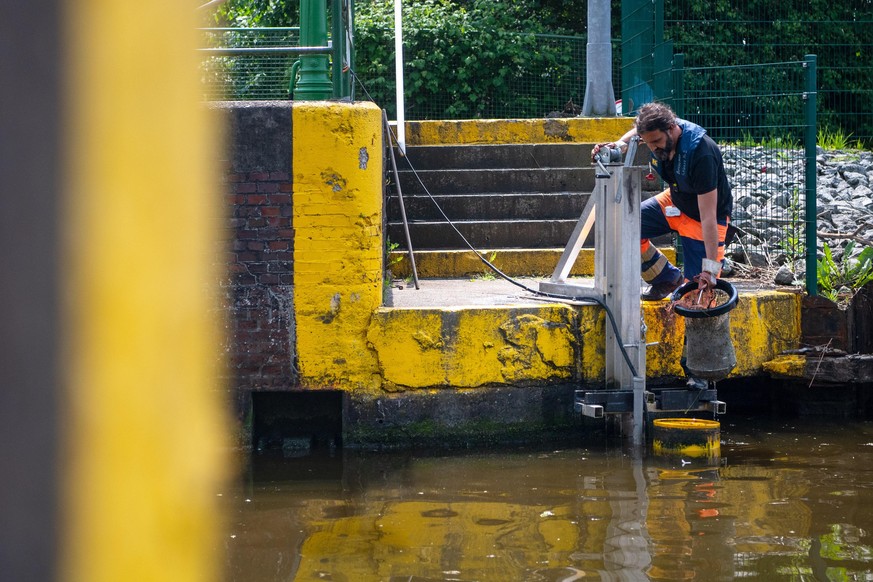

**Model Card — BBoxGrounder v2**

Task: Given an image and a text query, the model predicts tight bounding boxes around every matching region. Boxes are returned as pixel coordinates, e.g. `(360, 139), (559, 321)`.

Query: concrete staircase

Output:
(386, 142), (655, 252)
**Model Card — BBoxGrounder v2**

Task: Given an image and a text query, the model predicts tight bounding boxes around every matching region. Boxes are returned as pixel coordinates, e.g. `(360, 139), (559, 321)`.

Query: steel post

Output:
(804, 54), (818, 295)
(295, 0), (332, 100)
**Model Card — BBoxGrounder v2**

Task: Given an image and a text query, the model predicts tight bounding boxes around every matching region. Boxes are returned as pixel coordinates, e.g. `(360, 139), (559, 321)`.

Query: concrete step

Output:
(395, 167), (597, 195)
(386, 248), (679, 279)
(387, 191), (590, 222)
(385, 140), (661, 251)
(399, 143), (595, 170)
(387, 218), (585, 250)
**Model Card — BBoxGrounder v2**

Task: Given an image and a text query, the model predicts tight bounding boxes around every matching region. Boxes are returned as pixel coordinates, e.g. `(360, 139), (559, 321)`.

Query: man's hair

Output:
(634, 102), (677, 134)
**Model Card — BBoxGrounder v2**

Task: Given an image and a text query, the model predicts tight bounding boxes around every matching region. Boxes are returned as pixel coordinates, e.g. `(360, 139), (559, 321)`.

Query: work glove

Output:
(696, 258), (721, 293)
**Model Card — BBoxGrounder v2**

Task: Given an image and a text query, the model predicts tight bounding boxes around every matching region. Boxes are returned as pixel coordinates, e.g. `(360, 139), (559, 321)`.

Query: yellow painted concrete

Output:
(62, 1), (227, 580)
(403, 117), (635, 145)
(293, 102), (385, 392)
(730, 291), (803, 375)
(363, 290), (802, 390)
(641, 290), (802, 380)
(292, 109), (802, 396)
(762, 354), (808, 378)
(643, 301), (687, 378)
(389, 248), (677, 279)
(368, 305), (581, 390)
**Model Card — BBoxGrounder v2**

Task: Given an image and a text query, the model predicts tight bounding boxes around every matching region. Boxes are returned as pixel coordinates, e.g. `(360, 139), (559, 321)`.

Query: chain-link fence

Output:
(200, 27), (301, 100)
(200, 4), (871, 147)
(353, 32), (613, 120)
(200, 28), (614, 119)
(671, 58), (818, 291)
(663, 12), (873, 146)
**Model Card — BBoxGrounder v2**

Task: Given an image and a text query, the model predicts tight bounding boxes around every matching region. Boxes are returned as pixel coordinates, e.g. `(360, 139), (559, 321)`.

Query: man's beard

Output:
(654, 133), (674, 162)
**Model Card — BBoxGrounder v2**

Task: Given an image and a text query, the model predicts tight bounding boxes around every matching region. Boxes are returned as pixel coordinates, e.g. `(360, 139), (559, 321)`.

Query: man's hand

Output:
(695, 271), (717, 292)
(697, 257), (721, 293)
(591, 140), (627, 161)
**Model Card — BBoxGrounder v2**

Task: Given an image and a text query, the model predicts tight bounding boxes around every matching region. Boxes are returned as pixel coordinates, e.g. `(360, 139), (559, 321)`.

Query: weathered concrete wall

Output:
(368, 305), (583, 390)
(403, 117), (634, 145)
(292, 102), (385, 392)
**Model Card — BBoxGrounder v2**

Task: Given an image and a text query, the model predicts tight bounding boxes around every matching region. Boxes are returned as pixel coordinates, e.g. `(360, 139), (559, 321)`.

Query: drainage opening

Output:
(252, 391), (343, 453)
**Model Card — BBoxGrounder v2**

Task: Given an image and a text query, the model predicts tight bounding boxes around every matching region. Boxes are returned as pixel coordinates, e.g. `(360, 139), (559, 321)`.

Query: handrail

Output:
(198, 44), (331, 56)
(199, 27), (301, 32)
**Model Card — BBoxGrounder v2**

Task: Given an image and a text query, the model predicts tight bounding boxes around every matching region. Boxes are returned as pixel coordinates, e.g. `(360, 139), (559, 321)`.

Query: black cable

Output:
(349, 67), (640, 378)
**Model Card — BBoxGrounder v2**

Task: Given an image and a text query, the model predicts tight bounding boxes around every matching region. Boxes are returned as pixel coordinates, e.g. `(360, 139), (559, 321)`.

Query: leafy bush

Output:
(354, 0), (580, 119)
(212, 0), (298, 27)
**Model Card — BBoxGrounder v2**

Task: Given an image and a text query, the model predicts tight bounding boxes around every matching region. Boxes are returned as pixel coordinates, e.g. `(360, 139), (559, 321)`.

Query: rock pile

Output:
(721, 146), (873, 285)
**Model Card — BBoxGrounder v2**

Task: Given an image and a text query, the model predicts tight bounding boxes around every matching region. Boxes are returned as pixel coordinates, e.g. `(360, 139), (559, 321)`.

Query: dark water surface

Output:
(222, 417), (873, 581)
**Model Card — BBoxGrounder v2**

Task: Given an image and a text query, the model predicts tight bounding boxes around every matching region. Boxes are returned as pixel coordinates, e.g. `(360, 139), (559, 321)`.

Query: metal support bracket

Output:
(575, 389), (655, 416)
(552, 139), (646, 442)
(643, 387), (727, 415)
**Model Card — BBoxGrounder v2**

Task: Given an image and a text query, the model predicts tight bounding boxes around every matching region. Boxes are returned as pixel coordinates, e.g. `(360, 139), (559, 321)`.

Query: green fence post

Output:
(336, 0), (354, 98)
(671, 52), (684, 117)
(331, 0), (344, 98)
(294, 0), (332, 100)
(341, 0), (355, 98)
(621, 0), (654, 114)
(804, 54), (817, 295)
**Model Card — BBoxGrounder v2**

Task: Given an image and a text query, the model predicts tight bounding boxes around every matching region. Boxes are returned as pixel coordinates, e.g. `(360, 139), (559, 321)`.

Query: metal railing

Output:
(200, 27), (307, 100)
(199, 0), (354, 101)
(622, 0), (872, 144)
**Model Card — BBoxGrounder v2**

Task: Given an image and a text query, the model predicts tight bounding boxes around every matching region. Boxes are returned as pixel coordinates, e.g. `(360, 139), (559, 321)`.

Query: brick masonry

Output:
(213, 102), (297, 428)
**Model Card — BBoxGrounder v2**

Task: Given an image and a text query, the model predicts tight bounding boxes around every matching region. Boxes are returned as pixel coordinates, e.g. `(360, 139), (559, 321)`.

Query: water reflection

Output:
(223, 418), (873, 581)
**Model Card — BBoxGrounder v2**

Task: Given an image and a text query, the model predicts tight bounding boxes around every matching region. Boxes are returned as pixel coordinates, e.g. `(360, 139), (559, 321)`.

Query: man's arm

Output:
(592, 127), (638, 159)
(697, 189), (721, 290)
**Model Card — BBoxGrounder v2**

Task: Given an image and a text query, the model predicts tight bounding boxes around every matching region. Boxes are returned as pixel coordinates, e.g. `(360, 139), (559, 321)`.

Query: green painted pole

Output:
(672, 53), (684, 117)
(294, 0), (332, 100)
(804, 54), (817, 295)
(347, 0), (355, 98)
(331, 0), (342, 98)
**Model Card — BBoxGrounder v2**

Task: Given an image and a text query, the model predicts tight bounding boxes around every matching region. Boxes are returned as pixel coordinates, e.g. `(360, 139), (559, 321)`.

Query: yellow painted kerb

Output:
(404, 117), (635, 145)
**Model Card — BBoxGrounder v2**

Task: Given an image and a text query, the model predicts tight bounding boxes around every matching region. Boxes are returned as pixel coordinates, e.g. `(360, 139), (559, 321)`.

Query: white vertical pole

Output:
(393, 0), (406, 153)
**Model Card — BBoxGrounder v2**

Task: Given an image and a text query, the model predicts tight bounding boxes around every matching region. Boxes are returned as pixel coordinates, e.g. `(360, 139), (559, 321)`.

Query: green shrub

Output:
(817, 241), (873, 308)
(354, 0), (579, 119)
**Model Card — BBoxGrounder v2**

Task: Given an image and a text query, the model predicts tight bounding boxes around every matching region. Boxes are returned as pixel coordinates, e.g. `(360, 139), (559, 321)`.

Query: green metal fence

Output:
(201, 27), (301, 100)
(200, 28), (612, 120)
(621, 0), (872, 145)
(354, 32), (613, 120)
(200, 0), (353, 101)
(198, 28), (617, 121)
(201, 4), (871, 144)
(664, 16), (872, 145)
(671, 57), (818, 293)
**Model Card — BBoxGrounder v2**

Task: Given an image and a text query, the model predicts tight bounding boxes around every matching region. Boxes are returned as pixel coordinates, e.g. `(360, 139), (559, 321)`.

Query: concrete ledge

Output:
(375, 280), (801, 389)
(389, 248), (677, 279)
(401, 117), (635, 145)
(336, 284), (802, 446)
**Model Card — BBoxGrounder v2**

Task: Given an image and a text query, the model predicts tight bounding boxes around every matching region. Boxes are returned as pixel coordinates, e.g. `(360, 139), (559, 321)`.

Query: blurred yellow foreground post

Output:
(0, 0), (231, 580)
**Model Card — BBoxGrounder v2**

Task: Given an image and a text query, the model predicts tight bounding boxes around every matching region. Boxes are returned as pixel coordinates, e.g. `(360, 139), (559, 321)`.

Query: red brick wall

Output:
(215, 103), (297, 430)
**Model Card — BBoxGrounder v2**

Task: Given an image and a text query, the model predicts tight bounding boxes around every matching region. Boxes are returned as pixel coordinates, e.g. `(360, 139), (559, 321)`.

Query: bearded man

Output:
(593, 102), (734, 389)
